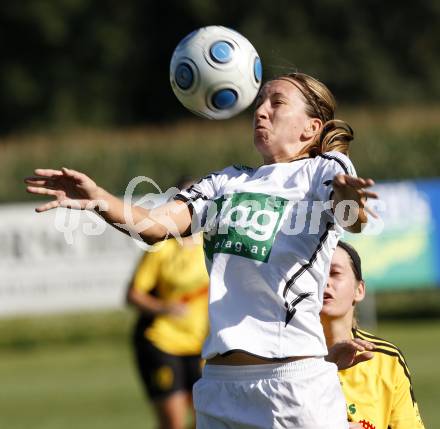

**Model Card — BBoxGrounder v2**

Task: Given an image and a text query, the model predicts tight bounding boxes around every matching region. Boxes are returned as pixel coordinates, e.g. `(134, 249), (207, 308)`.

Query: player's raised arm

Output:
(332, 174), (378, 233)
(25, 167), (192, 244)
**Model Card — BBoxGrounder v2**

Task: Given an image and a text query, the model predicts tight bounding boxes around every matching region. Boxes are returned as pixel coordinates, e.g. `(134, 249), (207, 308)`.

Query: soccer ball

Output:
(170, 26), (262, 120)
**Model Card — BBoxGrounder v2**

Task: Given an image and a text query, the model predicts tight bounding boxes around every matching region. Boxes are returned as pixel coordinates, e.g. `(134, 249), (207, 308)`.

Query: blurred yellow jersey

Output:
(339, 328), (425, 429)
(132, 239), (209, 356)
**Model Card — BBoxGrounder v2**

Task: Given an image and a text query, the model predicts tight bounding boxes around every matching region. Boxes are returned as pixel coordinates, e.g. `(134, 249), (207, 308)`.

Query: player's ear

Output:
(353, 280), (366, 304)
(303, 118), (322, 139)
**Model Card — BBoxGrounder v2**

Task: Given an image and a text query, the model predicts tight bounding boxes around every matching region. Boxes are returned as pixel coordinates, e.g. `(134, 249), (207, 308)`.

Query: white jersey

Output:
(176, 151), (356, 359)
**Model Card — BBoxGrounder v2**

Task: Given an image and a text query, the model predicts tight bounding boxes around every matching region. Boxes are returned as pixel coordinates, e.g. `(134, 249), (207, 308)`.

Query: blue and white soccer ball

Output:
(170, 26), (262, 120)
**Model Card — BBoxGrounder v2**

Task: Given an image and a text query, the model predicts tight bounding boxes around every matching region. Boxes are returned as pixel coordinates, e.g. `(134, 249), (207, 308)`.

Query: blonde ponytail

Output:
(315, 119), (354, 156)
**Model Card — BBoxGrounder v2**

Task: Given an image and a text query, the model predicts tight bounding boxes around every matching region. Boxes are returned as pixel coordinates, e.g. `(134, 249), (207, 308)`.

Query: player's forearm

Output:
(342, 207), (368, 233)
(127, 288), (167, 315)
(332, 191), (368, 234)
(332, 174), (376, 233)
(93, 187), (167, 244)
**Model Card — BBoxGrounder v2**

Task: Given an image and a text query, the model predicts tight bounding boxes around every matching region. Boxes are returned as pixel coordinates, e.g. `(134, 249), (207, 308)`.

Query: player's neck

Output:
(262, 153), (310, 165)
(260, 141), (311, 165)
(321, 313), (354, 348)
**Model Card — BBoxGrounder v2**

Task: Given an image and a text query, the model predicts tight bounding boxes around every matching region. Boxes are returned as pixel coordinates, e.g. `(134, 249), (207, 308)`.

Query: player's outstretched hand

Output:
(333, 174), (379, 219)
(25, 167), (100, 213)
(326, 338), (375, 370)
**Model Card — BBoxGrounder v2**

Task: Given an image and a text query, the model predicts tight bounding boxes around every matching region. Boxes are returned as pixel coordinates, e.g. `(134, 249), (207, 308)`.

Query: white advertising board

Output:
(0, 203), (143, 317)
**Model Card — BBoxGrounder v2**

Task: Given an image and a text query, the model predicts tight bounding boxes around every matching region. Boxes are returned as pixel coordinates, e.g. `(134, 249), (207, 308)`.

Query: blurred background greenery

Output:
(0, 1), (439, 428)
(2, 108), (440, 203)
(1, 0), (439, 198)
(1, 0), (439, 133)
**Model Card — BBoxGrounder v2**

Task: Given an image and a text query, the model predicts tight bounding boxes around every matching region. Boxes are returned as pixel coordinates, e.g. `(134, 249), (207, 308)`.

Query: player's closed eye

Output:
(271, 96), (285, 104)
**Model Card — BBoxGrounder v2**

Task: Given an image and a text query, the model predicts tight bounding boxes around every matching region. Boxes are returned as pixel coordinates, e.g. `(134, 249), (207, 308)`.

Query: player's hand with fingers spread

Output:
(332, 174), (379, 233)
(326, 338), (375, 371)
(25, 167), (102, 213)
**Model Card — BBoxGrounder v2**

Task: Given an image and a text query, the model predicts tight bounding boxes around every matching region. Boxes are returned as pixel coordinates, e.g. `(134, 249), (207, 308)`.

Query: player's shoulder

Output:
(135, 242), (169, 272)
(315, 151), (355, 175)
(232, 163), (255, 174)
(148, 239), (175, 258)
(222, 164), (255, 180)
(354, 327), (404, 356)
(353, 328), (411, 375)
(203, 164), (254, 182)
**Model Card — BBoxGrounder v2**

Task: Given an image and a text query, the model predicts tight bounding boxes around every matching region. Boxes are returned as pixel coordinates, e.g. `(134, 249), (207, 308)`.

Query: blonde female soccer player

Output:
(321, 241), (425, 429)
(26, 72), (377, 429)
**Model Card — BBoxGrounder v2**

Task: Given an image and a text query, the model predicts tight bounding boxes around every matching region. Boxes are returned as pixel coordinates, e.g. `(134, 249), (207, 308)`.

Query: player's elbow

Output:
(138, 226), (170, 245)
(126, 285), (136, 305)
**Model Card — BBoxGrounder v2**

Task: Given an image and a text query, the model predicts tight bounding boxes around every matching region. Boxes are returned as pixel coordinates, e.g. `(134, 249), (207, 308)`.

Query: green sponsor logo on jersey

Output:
(204, 192), (287, 263)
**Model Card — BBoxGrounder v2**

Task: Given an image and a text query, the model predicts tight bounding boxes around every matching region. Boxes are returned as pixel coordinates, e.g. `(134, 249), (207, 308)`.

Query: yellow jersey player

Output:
(321, 241), (425, 429)
(127, 210), (209, 429)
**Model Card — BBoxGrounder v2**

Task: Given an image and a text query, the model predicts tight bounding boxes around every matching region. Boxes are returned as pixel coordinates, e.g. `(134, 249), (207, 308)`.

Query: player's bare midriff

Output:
(207, 351), (313, 365)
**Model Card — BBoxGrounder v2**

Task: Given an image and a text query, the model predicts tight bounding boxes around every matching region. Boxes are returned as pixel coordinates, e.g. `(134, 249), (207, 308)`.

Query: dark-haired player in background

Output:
(321, 241), (425, 429)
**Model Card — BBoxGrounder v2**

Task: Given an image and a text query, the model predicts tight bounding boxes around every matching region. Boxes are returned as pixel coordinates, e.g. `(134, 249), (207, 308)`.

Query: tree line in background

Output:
(1, 0), (439, 133)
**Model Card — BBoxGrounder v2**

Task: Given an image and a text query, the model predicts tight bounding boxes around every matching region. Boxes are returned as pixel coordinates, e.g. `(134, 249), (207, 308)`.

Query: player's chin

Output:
(320, 301), (336, 316)
(253, 133), (270, 151)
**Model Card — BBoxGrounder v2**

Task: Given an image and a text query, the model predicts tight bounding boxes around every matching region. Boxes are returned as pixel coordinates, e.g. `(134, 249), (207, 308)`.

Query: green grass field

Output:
(0, 311), (438, 428)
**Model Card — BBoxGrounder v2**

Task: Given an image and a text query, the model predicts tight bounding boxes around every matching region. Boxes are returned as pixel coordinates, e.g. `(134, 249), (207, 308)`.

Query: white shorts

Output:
(193, 357), (348, 429)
